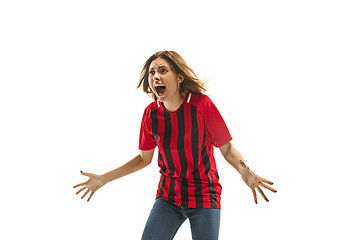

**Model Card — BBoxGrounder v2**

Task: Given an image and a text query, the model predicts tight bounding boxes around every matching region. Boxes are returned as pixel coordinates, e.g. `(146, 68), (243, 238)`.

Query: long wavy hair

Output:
(137, 51), (207, 100)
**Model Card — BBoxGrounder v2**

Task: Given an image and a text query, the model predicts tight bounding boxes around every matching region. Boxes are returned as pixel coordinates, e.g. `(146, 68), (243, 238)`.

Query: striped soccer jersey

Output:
(139, 93), (232, 209)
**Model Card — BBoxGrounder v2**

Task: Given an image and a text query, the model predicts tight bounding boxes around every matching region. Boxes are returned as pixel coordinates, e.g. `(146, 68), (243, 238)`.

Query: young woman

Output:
(73, 51), (277, 240)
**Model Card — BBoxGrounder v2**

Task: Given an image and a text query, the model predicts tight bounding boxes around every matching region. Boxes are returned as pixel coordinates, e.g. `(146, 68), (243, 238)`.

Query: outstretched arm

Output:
(219, 141), (277, 204)
(73, 148), (155, 201)
(101, 149), (155, 183)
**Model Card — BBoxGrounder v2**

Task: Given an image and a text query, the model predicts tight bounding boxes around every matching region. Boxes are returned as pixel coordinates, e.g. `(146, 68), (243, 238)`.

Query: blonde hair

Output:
(137, 50), (206, 100)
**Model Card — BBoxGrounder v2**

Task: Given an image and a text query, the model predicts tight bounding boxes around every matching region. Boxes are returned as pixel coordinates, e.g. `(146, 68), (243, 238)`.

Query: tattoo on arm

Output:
(239, 159), (248, 169)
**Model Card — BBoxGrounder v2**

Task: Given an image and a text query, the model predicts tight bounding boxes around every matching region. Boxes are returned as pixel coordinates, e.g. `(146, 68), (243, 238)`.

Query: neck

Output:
(163, 93), (184, 112)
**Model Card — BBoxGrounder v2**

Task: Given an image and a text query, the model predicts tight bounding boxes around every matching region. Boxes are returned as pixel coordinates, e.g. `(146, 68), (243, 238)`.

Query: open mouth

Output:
(155, 86), (166, 96)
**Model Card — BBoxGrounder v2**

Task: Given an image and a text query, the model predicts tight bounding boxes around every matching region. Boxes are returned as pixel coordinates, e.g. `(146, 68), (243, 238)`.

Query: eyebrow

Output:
(149, 65), (168, 70)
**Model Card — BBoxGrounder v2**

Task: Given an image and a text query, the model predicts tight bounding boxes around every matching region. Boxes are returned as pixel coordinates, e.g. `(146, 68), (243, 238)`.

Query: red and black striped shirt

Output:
(139, 93), (232, 209)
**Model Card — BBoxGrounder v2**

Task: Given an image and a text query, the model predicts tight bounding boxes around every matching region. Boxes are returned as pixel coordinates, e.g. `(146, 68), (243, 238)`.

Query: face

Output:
(148, 57), (184, 102)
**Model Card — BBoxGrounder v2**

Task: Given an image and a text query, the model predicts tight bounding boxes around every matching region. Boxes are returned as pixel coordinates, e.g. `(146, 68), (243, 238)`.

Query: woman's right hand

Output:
(73, 171), (106, 202)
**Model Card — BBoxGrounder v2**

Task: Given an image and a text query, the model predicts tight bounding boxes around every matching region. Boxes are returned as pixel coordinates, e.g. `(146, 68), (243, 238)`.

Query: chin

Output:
(156, 94), (166, 102)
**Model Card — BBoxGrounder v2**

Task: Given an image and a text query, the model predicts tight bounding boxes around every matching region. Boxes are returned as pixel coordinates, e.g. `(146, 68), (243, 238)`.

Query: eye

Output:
(161, 68), (168, 73)
(149, 70), (155, 75)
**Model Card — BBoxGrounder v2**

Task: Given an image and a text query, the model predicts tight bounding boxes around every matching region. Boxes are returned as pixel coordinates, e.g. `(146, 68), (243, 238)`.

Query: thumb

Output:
(80, 170), (95, 177)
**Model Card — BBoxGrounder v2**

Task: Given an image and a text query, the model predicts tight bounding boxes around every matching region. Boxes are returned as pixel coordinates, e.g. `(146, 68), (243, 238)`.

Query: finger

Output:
(257, 186), (269, 202)
(81, 189), (90, 199)
(76, 187), (87, 195)
(81, 171), (95, 178)
(73, 182), (87, 188)
(259, 182), (277, 193)
(252, 188), (258, 204)
(258, 176), (273, 185)
(87, 191), (95, 202)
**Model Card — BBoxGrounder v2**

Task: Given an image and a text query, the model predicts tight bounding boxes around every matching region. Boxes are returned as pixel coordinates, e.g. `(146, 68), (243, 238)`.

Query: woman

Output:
(73, 50), (277, 240)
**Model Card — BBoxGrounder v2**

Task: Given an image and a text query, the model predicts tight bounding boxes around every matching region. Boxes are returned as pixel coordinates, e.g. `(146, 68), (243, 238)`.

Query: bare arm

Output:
(102, 149), (155, 183)
(219, 141), (276, 204)
(219, 141), (248, 173)
(73, 148), (155, 201)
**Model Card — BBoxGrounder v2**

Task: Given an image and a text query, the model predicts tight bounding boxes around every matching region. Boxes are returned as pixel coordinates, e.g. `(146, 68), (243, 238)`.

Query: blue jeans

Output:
(142, 198), (221, 240)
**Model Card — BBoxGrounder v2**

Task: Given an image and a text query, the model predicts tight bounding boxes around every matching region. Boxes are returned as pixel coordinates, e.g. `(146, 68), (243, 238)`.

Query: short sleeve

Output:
(202, 97), (232, 147)
(139, 107), (157, 151)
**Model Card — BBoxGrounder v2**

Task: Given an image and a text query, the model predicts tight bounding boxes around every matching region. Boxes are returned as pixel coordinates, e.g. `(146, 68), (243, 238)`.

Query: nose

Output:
(152, 72), (161, 86)
(153, 71), (161, 80)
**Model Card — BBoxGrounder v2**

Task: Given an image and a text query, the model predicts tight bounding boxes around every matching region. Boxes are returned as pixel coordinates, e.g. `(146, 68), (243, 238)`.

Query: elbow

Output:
(144, 158), (152, 166)
(139, 149), (155, 166)
(139, 155), (152, 166)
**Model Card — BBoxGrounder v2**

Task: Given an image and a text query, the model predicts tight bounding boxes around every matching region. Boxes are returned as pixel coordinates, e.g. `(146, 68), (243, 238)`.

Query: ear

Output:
(178, 74), (184, 83)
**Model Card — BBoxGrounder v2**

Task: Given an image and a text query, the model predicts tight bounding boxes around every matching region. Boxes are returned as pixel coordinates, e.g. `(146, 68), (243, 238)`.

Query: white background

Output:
(1, 0), (359, 239)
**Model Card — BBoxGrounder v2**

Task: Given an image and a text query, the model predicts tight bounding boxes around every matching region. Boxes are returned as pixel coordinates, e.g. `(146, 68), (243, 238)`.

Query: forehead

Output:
(149, 57), (171, 69)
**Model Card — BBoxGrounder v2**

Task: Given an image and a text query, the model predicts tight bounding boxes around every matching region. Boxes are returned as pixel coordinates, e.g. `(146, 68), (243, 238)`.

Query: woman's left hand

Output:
(239, 163), (277, 204)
